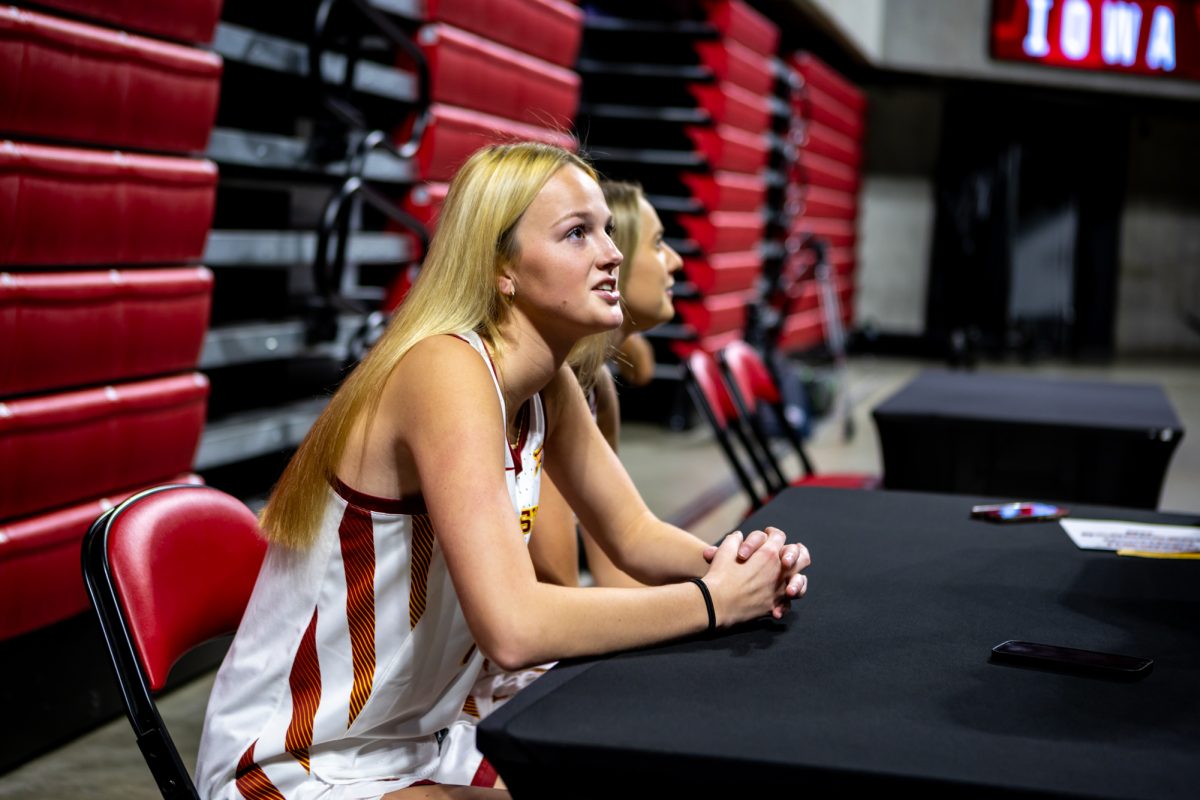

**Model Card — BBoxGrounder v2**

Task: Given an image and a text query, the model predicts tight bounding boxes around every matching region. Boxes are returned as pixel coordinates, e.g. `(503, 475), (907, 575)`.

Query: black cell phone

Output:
(970, 502), (1068, 523)
(990, 640), (1153, 679)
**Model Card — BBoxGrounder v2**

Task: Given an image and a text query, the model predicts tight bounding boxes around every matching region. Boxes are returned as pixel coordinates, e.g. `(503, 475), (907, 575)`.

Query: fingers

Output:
(710, 530), (744, 565)
(702, 544), (718, 563)
(782, 543), (811, 572)
(786, 573), (808, 598)
(737, 527), (786, 561)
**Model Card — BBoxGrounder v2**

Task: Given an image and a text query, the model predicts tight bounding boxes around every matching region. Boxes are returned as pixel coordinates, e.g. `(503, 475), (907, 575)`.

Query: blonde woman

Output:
(195, 143), (809, 800)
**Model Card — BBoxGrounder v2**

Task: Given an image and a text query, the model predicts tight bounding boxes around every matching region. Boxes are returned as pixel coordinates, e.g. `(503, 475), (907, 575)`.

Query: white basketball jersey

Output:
(195, 331), (543, 798)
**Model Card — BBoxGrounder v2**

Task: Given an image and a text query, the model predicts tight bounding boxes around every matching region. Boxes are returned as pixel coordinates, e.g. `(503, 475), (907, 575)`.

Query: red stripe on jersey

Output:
(235, 740), (285, 800)
(339, 504), (377, 727)
(409, 513), (435, 629)
(471, 756), (499, 787)
(284, 608), (321, 772)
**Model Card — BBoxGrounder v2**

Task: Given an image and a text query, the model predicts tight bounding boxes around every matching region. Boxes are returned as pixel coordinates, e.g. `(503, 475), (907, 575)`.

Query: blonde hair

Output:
(262, 142), (608, 548)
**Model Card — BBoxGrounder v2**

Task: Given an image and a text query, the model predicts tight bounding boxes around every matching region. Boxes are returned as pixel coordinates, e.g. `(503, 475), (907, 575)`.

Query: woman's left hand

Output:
(703, 526), (809, 618)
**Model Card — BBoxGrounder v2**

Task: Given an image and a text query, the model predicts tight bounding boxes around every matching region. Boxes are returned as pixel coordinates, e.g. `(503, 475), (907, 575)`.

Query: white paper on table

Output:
(1059, 518), (1200, 554)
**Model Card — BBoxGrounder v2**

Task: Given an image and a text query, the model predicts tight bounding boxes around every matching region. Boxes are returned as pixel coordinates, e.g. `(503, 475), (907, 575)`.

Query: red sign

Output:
(991, 0), (1200, 80)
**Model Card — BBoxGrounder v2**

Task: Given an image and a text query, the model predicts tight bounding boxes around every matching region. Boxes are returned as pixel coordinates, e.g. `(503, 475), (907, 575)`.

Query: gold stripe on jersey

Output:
(284, 608), (321, 772)
(532, 443), (544, 477)
(461, 695), (480, 718)
(409, 513), (435, 629)
(235, 740), (285, 800)
(338, 505), (377, 727)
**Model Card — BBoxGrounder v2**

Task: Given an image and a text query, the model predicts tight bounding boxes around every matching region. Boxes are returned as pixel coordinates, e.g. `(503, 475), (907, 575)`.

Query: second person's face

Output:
(622, 197), (681, 331)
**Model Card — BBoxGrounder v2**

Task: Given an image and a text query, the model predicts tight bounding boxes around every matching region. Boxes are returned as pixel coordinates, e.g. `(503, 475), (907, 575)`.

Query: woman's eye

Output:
(567, 226), (585, 240)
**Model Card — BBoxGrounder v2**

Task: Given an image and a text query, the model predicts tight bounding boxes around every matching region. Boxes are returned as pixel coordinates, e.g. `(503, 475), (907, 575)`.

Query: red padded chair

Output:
(719, 340), (879, 493)
(82, 484), (267, 799)
(683, 350), (775, 510)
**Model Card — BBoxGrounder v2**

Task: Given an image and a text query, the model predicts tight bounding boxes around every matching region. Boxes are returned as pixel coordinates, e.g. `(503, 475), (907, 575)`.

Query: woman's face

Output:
(622, 197), (681, 331)
(506, 165), (624, 337)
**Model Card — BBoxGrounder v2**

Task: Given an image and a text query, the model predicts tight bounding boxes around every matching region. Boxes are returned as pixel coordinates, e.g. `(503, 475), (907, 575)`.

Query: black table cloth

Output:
(871, 370), (1184, 508)
(479, 488), (1200, 799)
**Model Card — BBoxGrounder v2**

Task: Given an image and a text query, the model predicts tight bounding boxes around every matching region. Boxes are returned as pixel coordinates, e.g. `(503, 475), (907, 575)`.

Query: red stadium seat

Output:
(675, 289), (755, 337)
(425, 0), (583, 67)
(683, 250), (763, 295)
(0, 267), (213, 397)
(418, 24), (580, 129)
(696, 38), (774, 95)
(678, 210), (766, 254)
(0, 142), (217, 267)
(791, 52), (867, 115)
(0, 473), (201, 641)
(404, 104), (576, 182)
(791, 120), (862, 168)
(82, 484), (267, 798)
(787, 150), (861, 194)
(706, 0), (779, 56)
(30, 0), (223, 44)
(0, 7), (222, 152)
(0, 373), (208, 521)
(681, 171), (766, 213)
(785, 185), (857, 221)
(688, 82), (771, 133)
(686, 124), (768, 173)
(791, 83), (864, 141)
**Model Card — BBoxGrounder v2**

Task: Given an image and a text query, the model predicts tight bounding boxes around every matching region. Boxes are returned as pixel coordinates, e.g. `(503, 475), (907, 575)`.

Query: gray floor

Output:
(2, 356), (1196, 799)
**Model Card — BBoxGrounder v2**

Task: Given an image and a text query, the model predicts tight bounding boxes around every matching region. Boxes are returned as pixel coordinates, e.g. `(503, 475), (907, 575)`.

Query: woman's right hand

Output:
(702, 530), (804, 628)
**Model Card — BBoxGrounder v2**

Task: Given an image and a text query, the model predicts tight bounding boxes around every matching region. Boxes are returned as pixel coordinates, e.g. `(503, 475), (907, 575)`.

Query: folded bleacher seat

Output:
(425, 0), (583, 68)
(0, 6), (222, 152)
(0, 267), (212, 397)
(681, 172), (766, 213)
(0, 472), (202, 641)
(705, 0), (779, 56)
(686, 125), (768, 174)
(0, 373), (208, 520)
(788, 150), (860, 194)
(28, 0), (222, 44)
(675, 289), (756, 339)
(407, 104), (576, 182)
(418, 24), (580, 129)
(678, 210), (766, 254)
(684, 250), (763, 295)
(688, 82), (771, 133)
(0, 141), (217, 266)
(696, 38), (774, 96)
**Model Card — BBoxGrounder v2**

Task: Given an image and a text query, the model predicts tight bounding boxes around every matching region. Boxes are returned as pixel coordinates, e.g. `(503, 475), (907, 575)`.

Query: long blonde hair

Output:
(261, 142), (608, 548)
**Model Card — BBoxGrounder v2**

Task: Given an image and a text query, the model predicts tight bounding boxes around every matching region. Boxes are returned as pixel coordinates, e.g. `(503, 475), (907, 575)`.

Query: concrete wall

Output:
(1116, 115), (1200, 355)
(854, 86), (944, 335)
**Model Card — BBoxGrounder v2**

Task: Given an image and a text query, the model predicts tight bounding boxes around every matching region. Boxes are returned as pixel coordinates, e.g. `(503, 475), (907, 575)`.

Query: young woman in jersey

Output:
(195, 142), (810, 800)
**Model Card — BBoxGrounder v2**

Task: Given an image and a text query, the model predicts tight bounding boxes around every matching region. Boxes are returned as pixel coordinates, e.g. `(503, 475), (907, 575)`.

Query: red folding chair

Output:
(82, 484), (267, 800)
(683, 350), (776, 510)
(719, 340), (880, 492)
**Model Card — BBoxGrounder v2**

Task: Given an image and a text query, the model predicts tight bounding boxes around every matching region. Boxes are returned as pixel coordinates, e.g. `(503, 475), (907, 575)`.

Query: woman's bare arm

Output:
(393, 338), (792, 671)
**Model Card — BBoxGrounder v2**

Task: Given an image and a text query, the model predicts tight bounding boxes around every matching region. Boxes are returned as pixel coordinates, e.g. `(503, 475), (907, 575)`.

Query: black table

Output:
(479, 488), (1200, 799)
(871, 370), (1184, 509)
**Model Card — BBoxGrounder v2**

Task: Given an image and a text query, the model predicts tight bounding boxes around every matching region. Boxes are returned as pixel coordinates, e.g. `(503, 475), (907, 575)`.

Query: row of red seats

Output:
(774, 51), (867, 353)
(671, 0), (778, 358)
(0, 1), (218, 641)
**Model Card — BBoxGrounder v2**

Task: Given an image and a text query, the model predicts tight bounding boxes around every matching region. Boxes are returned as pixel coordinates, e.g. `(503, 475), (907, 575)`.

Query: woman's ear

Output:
(497, 273), (516, 300)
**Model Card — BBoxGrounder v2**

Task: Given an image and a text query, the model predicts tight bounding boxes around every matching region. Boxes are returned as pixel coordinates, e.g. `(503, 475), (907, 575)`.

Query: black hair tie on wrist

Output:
(689, 577), (716, 633)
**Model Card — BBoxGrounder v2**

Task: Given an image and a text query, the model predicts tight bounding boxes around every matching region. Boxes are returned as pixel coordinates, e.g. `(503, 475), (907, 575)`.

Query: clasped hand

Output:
(702, 526), (810, 622)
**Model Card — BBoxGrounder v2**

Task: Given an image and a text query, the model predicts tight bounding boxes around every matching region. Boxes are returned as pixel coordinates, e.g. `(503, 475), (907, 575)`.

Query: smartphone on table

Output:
(970, 502), (1068, 523)
(990, 640), (1153, 679)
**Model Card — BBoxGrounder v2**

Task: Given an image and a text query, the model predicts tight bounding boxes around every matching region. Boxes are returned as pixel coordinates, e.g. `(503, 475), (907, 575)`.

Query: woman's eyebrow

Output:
(553, 209), (598, 226)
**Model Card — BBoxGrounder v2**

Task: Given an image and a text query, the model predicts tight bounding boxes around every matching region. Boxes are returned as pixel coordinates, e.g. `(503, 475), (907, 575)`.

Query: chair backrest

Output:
(683, 351), (768, 508)
(82, 483), (267, 799)
(719, 341), (817, 481)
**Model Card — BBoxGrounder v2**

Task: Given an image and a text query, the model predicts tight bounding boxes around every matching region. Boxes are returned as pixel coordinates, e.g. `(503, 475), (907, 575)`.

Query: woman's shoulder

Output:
(385, 334), (494, 402)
